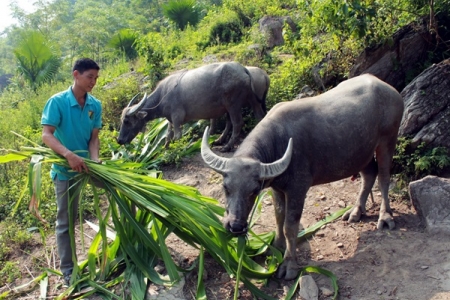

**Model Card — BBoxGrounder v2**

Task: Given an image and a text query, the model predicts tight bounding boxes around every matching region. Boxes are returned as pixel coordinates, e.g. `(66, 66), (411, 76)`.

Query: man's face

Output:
(74, 69), (99, 93)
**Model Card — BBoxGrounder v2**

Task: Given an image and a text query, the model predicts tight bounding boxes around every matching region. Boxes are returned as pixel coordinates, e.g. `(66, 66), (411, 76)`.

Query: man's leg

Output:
(54, 176), (80, 276)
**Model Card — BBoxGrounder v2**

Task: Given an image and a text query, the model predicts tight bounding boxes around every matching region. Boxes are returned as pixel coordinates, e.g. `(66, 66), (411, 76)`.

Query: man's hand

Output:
(65, 151), (89, 173)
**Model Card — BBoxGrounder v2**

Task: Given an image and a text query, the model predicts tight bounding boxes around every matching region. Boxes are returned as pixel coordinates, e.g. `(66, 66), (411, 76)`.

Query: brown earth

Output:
(2, 149), (450, 300)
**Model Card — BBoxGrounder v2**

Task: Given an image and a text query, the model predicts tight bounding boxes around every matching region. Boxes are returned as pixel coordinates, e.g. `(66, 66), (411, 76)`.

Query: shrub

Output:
(209, 19), (243, 45)
(393, 137), (450, 188)
(96, 75), (141, 131)
(162, 0), (201, 30)
(0, 261), (21, 285)
(108, 29), (140, 60)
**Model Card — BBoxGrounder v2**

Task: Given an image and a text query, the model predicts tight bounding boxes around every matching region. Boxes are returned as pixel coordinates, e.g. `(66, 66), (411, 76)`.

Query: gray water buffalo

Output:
(209, 66), (270, 134)
(117, 62), (265, 152)
(201, 74), (404, 280)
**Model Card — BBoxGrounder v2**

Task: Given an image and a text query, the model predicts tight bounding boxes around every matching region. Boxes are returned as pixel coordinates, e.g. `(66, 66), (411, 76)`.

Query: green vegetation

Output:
(0, 0), (449, 298)
(393, 137), (450, 187)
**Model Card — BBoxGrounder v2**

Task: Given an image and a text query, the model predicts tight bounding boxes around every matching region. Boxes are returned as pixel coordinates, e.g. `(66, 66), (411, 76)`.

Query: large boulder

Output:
(409, 176), (450, 233)
(349, 17), (432, 91)
(398, 59), (450, 149)
(259, 16), (296, 49)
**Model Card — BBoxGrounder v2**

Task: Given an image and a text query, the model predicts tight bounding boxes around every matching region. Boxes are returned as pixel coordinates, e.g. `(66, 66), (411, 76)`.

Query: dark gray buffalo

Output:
(201, 74), (404, 280)
(117, 62), (265, 152)
(209, 66), (270, 134)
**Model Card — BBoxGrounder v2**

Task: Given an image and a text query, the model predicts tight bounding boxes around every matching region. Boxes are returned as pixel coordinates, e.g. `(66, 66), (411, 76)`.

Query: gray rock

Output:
(320, 287), (334, 297)
(259, 16), (296, 49)
(409, 176), (450, 232)
(398, 59), (450, 149)
(294, 85), (317, 100)
(349, 16), (432, 91)
(297, 275), (319, 300)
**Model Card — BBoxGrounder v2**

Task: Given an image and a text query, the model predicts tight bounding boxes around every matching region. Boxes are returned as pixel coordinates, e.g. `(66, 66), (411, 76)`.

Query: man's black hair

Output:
(73, 58), (100, 73)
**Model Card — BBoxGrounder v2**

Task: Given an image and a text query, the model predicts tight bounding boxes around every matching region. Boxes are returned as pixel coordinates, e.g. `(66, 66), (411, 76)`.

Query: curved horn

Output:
(127, 93), (141, 108)
(259, 138), (293, 179)
(126, 92), (147, 116)
(201, 126), (230, 174)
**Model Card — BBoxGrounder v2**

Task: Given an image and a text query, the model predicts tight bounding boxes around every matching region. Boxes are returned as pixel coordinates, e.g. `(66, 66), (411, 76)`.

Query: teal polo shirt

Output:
(41, 87), (102, 180)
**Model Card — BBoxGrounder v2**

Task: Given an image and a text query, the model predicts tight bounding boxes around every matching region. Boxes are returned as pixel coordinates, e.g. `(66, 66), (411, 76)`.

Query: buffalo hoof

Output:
(377, 211), (395, 230)
(342, 205), (365, 223)
(275, 260), (299, 280)
(219, 145), (233, 152)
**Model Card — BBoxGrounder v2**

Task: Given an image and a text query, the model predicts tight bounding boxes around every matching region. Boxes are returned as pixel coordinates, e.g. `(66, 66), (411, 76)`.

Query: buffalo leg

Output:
(343, 158), (378, 223)
(209, 119), (217, 135)
(164, 122), (174, 148)
(213, 114), (232, 147)
(375, 140), (397, 230)
(272, 188), (287, 251)
(250, 101), (265, 121)
(221, 111), (243, 152)
(274, 186), (308, 280)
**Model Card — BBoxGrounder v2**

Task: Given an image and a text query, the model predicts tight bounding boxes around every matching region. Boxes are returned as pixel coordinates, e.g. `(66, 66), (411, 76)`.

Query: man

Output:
(41, 58), (102, 286)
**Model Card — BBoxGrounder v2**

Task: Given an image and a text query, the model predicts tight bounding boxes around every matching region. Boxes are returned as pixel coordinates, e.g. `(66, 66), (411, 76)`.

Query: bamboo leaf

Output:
(0, 152), (30, 163)
(195, 247), (206, 300)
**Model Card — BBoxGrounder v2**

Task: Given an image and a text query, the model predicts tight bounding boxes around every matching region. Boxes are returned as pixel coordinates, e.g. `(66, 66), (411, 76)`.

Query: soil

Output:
(2, 149), (450, 300)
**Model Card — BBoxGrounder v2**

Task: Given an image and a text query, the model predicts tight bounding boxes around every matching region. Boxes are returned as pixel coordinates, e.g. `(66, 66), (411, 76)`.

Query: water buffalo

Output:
(209, 66), (270, 135)
(201, 74), (404, 280)
(117, 62), (265, 152)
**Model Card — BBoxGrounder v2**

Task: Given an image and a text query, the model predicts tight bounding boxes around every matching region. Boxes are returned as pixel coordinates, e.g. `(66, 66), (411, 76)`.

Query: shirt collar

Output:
(68, 86), (93, 107)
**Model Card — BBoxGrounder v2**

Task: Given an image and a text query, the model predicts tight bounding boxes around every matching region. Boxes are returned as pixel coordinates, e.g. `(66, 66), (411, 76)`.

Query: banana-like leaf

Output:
(195, 247), (206, 300)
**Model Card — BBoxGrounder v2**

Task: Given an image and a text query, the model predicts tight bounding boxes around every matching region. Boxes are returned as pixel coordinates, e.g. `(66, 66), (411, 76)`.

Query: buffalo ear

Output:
(137, 111), (147, 119)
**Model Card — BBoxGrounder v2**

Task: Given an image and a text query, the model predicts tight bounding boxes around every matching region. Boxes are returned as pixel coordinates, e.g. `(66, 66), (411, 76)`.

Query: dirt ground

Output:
(2, 149), (450, 300)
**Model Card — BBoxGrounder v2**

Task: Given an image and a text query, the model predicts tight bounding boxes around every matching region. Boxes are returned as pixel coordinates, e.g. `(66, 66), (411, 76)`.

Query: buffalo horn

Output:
(201, 127), (229, 174)
(126, 92), (147, 116)
(259, 138), (293, 179)
(126, 93), (141, 108)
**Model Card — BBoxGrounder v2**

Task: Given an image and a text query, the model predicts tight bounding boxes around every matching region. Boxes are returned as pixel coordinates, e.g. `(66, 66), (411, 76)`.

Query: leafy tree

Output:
(162, 0), (201, 30)
(13, 30), (60, 89)
(108, 29), (140, 60)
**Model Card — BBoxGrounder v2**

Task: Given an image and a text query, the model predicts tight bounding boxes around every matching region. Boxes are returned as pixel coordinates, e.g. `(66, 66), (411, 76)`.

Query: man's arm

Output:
(42, 125), (88, 173)
(89, 128), (100, 162)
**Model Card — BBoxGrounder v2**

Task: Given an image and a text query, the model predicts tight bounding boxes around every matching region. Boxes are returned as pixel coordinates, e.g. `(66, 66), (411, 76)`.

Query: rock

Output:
(409, 176), (450, 232)
(147, 273), (185, 300)
(202, 54), (218, 64)
(398, 59), (450, 149)
(336, 242), (344, 248)
(298, 275), (319, 300)
(349, 17), (430, 91)
(338, 201), (346, 208)
(259, 16), (296, 49)
(294, 85), (317, 100)
(320, 287), (334, 297)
